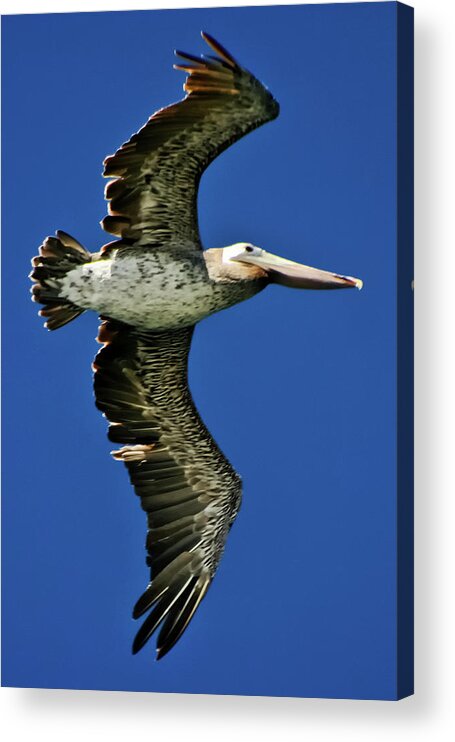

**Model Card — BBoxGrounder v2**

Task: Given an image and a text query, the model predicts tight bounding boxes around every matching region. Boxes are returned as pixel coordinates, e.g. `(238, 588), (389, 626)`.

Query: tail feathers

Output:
(30, 231), (91, 330)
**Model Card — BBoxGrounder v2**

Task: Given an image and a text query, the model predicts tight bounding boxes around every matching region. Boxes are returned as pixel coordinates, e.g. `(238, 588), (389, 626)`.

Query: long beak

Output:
(236, 250), (363, 290)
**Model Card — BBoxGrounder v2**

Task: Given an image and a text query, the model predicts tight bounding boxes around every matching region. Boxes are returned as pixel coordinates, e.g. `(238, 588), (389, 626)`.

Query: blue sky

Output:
(2, 2), (399, 698)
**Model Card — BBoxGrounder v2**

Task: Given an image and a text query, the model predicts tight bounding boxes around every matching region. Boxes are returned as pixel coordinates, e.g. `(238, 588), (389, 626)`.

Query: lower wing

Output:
(93, 320), (242, 659)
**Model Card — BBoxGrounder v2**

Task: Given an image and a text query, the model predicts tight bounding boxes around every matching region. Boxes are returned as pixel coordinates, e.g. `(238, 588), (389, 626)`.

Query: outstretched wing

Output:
(93, 320), (242, 659)
(101, 32), (279, 249)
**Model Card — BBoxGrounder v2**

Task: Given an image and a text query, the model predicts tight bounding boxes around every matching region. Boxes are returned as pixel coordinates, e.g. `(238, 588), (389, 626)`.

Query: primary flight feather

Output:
(31, 32), (362, 660)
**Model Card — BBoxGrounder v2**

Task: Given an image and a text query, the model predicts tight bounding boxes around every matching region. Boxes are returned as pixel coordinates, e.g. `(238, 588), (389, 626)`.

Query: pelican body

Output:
(57, 246), (266, 330)
(30, 33), (362, 660)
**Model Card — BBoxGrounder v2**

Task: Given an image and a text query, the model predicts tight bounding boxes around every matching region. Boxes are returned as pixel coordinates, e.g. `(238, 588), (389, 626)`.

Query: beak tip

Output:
(338, 275), (363, 290)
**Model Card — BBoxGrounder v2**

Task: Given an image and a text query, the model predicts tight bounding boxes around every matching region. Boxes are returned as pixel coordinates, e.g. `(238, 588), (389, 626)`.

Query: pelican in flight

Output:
(31, 33), (362, 660)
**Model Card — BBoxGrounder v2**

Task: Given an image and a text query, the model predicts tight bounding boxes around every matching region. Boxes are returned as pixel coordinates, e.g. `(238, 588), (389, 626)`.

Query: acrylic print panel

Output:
(1, 2), (413, 699)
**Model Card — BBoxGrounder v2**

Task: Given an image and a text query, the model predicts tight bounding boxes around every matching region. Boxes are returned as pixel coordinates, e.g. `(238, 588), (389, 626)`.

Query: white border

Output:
(0, 0), (399, 14)
(0, 0), (389, 13)
(2, 0), (455, 739)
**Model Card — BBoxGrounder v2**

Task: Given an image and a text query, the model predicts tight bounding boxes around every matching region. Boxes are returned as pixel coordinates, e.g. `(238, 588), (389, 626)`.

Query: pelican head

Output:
(222, 243), (363, 290)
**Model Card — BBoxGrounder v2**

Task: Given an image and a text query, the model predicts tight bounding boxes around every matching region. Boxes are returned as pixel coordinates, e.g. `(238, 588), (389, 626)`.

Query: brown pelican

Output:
(30, 33), (362, 660)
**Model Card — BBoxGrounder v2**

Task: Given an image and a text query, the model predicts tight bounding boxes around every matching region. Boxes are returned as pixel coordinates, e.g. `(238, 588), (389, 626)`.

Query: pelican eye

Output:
(245, 246), (254, 253)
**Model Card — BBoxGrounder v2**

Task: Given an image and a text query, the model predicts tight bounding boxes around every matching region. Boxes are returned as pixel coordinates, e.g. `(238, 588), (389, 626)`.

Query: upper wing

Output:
(93, 320), (242, 659)
(101, 32), (279, 250)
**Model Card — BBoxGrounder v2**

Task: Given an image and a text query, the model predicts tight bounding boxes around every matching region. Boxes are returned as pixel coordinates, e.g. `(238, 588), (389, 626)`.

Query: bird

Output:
(30, 32), (362, 660)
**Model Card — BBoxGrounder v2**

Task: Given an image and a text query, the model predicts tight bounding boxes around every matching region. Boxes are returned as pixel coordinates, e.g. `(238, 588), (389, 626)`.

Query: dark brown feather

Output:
(93, 320), (242, 656)
(156, 577), (210, 660)
(100, 33), (279, 248)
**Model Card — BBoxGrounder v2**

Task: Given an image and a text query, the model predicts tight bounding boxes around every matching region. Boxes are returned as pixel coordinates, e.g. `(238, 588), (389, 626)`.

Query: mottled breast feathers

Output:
(101, 32), (279, 251)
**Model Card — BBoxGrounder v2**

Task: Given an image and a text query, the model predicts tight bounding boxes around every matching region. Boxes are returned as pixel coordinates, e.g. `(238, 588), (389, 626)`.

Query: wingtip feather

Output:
(200, 31), (238, 68)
